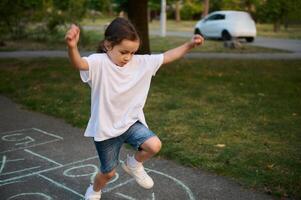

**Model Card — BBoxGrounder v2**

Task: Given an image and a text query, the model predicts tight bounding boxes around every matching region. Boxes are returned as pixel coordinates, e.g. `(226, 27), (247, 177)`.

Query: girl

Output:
(65, 17), (203, 200)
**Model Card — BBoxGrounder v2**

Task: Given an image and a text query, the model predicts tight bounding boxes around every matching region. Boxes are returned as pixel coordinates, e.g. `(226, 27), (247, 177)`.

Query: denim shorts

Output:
(93, 121), (156, 173)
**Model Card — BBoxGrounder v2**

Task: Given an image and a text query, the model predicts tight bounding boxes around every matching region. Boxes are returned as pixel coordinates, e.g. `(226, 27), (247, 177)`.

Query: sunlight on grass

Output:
(257, 23), (301, 39)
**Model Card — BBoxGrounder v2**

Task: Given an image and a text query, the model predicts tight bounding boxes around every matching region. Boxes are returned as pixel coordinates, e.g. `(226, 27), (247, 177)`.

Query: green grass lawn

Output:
(0, 30), (287, 53)
(82, 18), (301, 39)
(256, 23), (301, 40)
(0, 58), (300, 199)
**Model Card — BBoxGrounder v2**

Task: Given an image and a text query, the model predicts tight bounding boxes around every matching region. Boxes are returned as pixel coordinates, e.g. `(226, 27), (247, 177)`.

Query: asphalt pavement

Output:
(0, 95), (276, 200)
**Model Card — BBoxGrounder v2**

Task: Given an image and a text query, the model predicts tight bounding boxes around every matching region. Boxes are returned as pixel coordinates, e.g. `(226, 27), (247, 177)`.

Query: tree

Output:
(0, 0), (44, 39)
(180, 0), (203, 20)
(47, 0), (88, 32)
(175, 1), (181, 22)
(257, 0), (296, 32)
(167, 0), (182, 22)
(87, 0), (113, 15)
(285, 0), (301, 28)
(201, 0), (209, 18)
(148, 0), (161, 21)
(115, 0), (150, 54)
(128, 0), (150, 54)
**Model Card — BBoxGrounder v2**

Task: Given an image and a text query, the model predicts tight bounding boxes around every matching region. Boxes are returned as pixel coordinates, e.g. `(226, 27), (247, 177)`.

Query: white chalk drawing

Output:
(63, 164), (99, 184)
(38, 174), (84, 198)
(31, 128), (63, 140)
(2, 133), (35, 146)
(0, 128), (63, 154)
(116, 192), (139, 200)
(0, 156), (98, 183)
(147, 168), (195, 200)
(0, 155), (40, 178)
(0, 166), (41, 176)
(116, 192), (155, 200)
(0, 180), (24, 187)
(24, 149), (63, 167)
(7, 192), (52, 200)
(1, 128), (196, 200)
(0, 155), (7, 173)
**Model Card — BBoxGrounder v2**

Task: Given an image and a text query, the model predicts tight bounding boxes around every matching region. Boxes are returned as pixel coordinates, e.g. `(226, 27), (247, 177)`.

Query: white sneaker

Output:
(84, 184), (101, 200)
(121, 156), (154, 189)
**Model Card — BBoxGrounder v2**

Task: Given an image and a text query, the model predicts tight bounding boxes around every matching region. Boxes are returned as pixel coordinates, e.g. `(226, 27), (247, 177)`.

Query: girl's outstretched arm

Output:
(163, 34), (204, 65)
(65, 24), (89, 70)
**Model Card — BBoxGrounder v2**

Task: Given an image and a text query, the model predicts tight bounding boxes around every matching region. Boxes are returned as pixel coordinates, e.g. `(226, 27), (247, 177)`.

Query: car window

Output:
(206, 14), (225, 21)
(206, 14), (216, 21)
(215, 14), (225, 20)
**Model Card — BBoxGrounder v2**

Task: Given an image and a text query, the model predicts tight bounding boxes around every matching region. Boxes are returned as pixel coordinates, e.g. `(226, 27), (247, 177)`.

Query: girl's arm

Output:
(65, 24), (89, 70)
(163, 34), (204, 65)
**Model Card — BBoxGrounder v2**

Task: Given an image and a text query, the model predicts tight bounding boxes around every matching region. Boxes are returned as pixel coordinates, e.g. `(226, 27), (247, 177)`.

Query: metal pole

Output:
(160, 0), (166, 37)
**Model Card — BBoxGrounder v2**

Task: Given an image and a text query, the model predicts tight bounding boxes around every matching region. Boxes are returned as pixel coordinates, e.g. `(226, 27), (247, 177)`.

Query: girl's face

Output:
(106, 39), (140, 67)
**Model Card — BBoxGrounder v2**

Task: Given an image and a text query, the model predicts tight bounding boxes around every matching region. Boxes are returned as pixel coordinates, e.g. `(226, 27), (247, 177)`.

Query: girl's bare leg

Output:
(134, 136), (162, 163)
(93, 169), (116, 192)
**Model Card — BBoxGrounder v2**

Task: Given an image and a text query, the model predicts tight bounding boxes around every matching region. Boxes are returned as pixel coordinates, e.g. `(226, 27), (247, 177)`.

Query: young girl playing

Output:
(65, 17), (203, 200)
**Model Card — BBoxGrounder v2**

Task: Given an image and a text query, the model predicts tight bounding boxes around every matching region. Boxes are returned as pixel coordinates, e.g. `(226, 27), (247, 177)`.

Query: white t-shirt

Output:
(80, 53), (164, 141)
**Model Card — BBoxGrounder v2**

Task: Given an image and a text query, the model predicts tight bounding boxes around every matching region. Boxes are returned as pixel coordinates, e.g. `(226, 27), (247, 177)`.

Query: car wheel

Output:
(221, 30), (231, 41)
(246, 37), (254, 42)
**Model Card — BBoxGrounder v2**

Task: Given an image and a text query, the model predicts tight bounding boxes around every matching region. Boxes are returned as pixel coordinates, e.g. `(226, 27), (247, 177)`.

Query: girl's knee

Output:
(149, 137), (162, 154)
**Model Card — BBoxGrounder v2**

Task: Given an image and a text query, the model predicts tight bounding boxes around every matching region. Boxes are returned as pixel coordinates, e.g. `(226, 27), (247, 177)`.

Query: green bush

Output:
(180, 2), (202, 20)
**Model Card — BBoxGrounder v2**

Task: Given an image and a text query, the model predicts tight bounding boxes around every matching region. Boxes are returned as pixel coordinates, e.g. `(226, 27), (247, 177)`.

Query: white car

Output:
(194, 10), (257, 42)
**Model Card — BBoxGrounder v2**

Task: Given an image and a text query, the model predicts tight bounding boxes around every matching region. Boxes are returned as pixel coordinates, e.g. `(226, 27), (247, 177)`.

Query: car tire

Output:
(221, 30), (232, 41)
(246, 37), (254, 42)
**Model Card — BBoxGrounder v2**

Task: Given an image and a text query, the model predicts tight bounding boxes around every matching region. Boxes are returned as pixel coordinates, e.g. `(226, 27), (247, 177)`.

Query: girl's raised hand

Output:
(65, 24), (80, 48)
(189, 34), (204, 48)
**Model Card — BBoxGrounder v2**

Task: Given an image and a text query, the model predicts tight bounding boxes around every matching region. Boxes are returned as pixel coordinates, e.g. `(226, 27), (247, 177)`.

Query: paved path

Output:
(0, 50), (300, 60)
(250, 37), (301, 53)
(149, 30), (301, 53)
(0, 95), (275, 200)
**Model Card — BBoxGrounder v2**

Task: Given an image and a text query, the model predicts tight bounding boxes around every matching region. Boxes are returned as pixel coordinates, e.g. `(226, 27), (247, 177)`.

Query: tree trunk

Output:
(284, 16), (289, 30)
(201, 0), (209, 18)
(128, 0), (150, 54)
(175, 1), (181, 22)
(148, 7), (151, 22)
(108, 2), (113, 16)
(273, 20), (280, 32)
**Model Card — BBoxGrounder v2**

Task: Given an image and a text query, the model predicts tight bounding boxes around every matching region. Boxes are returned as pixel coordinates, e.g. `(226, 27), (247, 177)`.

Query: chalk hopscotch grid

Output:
(0, 128), (65, 183)
(0, 128), (63, 154)
(0, 128), (135, 199)
(1, 151), (195, 199)
(1, 149), (98, 199)
(0, 153), (99, 184)
(0, 152), (126, 199)
(0, 128), (196, 200)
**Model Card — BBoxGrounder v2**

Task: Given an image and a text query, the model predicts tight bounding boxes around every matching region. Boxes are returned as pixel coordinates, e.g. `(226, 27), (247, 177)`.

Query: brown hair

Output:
(97, 17), (140, 53)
